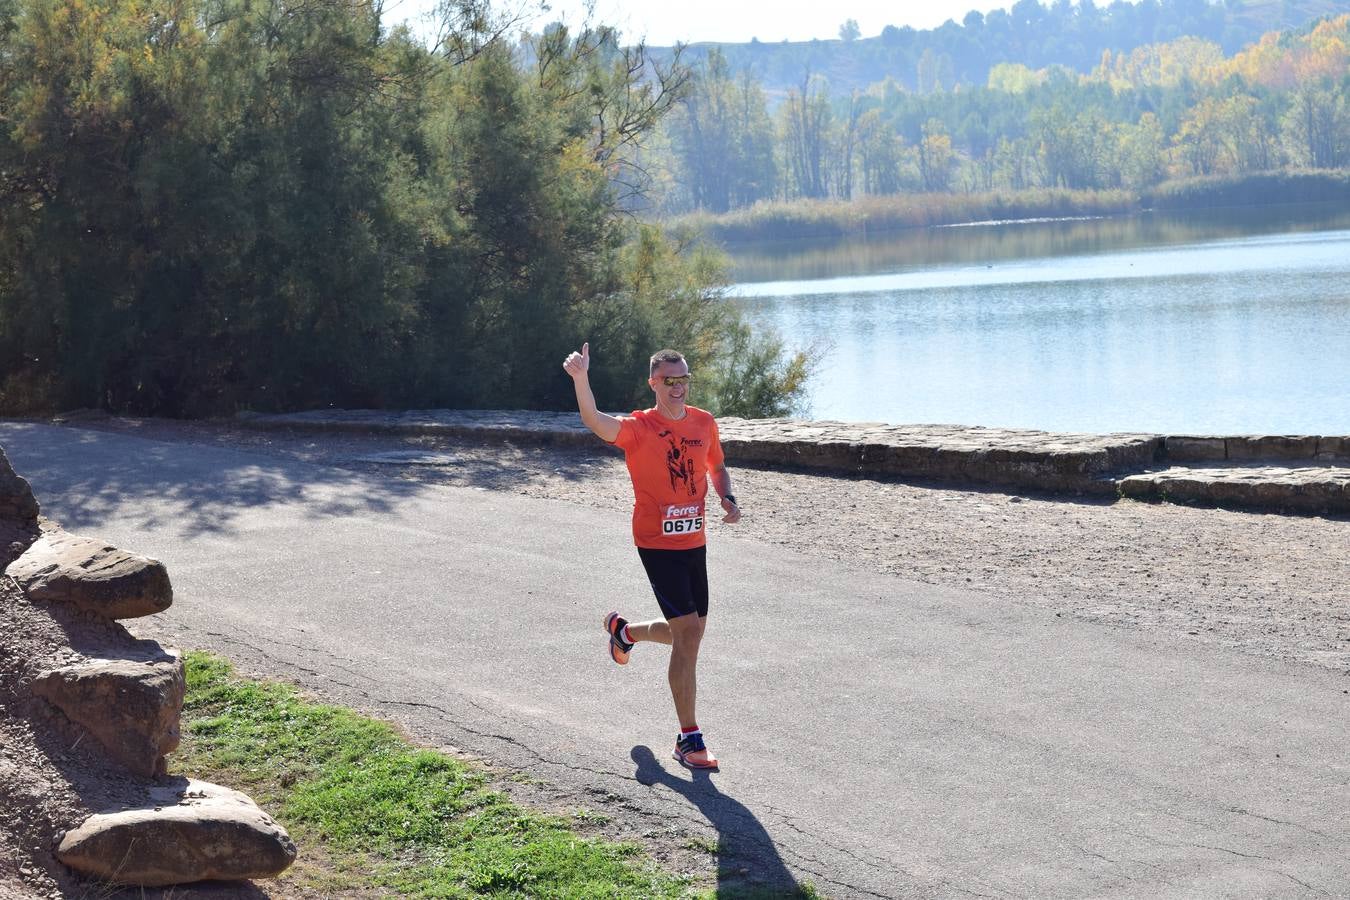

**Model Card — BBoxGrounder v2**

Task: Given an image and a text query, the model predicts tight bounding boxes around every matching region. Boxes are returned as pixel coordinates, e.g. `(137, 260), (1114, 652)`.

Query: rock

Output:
(5, 530), (172, 619)
(1225, 435), (1319, 461)
(1317, 436), (1350, 460)
(56, 779), (297, 887)
(0, 446), (39, 525)
(1163, 436), (1227, 461)
(32, 654), (185, 777)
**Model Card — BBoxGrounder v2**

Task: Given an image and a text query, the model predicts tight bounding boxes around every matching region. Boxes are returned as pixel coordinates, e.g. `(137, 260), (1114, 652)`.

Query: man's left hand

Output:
(720, 497), (741, 524)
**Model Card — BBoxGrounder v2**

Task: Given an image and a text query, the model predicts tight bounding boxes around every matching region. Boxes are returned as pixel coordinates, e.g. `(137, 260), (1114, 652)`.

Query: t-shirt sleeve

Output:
(613, 416), (640, 450)
(707, 417), (725, 469)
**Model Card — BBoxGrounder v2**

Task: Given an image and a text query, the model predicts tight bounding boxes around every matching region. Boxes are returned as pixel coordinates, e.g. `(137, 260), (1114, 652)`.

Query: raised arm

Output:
(562, 342), (622, 443)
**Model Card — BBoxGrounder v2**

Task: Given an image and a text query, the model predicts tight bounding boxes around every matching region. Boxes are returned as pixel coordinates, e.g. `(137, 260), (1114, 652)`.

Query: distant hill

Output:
(651, 0), (1350, 96)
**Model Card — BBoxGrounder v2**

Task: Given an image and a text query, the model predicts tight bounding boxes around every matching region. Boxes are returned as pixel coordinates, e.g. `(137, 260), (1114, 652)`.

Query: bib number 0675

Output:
(662, 517), (703, 535)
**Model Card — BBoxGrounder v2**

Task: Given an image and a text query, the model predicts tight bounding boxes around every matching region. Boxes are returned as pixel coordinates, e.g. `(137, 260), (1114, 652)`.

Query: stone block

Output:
(57, 779), (296, 886)
(1117, 474), (1159, 499)
(6, 530), (173, 619)
(33, 653), (185, 777)
(1315, 436), (1350, 460)
(1155, 473), (1214, 504)
(1226, 435), (1319, 461)
(1205, 478), (1253, 507)
(1164, 436), (1227, 462)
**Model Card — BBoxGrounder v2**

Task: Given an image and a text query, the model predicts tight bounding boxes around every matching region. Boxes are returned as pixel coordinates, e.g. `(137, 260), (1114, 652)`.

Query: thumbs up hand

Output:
(563, 342), (591, 381)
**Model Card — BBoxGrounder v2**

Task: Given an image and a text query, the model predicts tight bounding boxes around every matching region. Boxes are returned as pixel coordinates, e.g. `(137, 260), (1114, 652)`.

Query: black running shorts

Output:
(636, 546), (709, 619)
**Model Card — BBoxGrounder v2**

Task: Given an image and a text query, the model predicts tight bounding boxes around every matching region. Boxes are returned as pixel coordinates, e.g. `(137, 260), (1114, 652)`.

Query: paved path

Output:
(3, 421), (1348, 899)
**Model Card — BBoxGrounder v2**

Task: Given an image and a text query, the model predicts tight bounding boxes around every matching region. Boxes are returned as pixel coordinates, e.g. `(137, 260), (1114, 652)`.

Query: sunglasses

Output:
(657, 375), (692, 387)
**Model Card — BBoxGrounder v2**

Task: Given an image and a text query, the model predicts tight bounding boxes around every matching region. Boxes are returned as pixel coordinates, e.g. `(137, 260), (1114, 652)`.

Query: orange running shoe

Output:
(604, 612), (633, 665)
(673, 731), (719, 770)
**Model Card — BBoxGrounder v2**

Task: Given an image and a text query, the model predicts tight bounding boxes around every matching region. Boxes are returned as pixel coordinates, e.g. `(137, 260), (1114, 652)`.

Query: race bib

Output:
(661, 502), (704, 536)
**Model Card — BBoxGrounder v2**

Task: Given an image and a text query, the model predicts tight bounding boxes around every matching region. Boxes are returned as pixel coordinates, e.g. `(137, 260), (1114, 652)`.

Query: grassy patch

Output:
(175, 651), (697, 898)
(671, 188), (1137, 242)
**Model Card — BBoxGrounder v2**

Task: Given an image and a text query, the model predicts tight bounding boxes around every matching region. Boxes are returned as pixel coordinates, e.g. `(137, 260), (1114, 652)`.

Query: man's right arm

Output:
(563, 342), (621, 443)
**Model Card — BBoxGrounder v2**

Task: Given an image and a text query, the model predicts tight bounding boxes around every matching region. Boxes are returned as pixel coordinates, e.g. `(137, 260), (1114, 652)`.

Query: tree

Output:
(1116, 112), (1165, 187)
(665, 49), (776, 212)
(839, 19), (861, 42)
(917, 118), (955, 191)
(780, 72), (833, 199)
(858, 109), (906, 195)
(1283, 80), (1348, 168)
(0, 0), (810, 418)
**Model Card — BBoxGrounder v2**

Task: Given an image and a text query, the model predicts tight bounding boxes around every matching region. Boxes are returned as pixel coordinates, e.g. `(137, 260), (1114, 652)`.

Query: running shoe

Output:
(673, 731), (719, 770)
(604, 611), (633, 665)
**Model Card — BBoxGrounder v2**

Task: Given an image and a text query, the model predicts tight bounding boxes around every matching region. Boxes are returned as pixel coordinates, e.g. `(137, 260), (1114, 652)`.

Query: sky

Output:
(383, 0), (1016, 45)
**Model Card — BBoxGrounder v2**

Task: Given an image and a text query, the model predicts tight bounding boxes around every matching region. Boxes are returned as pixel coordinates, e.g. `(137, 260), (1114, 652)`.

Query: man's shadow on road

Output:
(630, 746), (811, 898)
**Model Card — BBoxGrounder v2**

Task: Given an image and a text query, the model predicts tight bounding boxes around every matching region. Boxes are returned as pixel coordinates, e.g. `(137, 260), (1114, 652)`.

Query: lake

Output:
(727, 205), (1350, 434)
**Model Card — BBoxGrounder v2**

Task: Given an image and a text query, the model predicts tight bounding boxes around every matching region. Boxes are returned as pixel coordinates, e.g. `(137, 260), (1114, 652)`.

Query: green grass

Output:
(175, 651), (699, 898)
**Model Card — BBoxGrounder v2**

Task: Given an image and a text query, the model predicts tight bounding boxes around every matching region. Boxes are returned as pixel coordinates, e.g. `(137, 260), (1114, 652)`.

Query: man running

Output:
(562, 342), (741, 770)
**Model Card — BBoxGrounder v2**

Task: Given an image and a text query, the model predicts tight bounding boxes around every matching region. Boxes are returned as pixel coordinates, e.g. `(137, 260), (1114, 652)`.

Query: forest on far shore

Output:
(653, 12), (1350, 219)
(657, 0), (1350, 96)
(658, 13), (1350, 221)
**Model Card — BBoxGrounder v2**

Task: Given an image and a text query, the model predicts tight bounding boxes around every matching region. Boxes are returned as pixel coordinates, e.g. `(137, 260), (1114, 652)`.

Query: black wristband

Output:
(723, 494), (737, 506)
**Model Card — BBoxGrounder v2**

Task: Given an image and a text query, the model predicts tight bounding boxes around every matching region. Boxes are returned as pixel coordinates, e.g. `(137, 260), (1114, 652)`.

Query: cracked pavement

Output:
(3, 420), (1348, 898)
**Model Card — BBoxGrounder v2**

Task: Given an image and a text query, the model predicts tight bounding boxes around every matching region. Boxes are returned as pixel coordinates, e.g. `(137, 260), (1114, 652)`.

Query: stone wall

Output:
(239, 409), (1350, 496)
(1163, 435), (1349, 462)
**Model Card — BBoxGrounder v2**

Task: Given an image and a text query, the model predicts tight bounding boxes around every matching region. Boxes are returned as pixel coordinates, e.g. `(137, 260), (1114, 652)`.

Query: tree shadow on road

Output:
(0, 422), (425, 538)
(630, 745), (812, 898)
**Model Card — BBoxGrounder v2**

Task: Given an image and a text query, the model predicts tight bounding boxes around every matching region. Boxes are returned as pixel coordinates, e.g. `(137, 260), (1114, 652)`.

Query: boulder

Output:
(0, 446), (39, 525)
(32, 654), (185, 777)
(5, 530), (172, 619)
(57, 779), (297, 887)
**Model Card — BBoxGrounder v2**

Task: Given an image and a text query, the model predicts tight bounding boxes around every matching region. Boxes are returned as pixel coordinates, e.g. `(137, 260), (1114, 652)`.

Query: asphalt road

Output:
(3, 421), (1348, 899)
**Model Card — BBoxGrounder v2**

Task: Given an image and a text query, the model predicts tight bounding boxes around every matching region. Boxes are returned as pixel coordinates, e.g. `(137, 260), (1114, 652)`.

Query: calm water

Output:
(727, 207), (1350, 434)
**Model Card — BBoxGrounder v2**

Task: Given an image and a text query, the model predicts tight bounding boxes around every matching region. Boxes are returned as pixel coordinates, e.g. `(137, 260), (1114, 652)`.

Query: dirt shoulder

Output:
(61, 416), (1350, 677)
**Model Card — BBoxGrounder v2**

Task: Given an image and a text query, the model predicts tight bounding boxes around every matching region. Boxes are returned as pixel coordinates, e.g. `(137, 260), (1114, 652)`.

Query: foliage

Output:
(1143, 169), (1350, 207)
(653, 0), (1305, 97)
(653, 12), (1350, 232)
(0, 0), (809, 418)
(664, 49), (777, 213)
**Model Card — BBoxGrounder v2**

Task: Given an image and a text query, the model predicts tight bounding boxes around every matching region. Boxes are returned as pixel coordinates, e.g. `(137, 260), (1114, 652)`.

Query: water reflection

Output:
(727, 204), (1350, 284)
(727, 208), (1350, 434)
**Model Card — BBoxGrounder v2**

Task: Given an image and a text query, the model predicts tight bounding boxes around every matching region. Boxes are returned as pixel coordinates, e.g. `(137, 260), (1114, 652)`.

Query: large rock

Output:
(0, 445), (39, 525)
(5, 530), (172, 619)
(32, 654), (185, 777)
(57, 779), (297, 887)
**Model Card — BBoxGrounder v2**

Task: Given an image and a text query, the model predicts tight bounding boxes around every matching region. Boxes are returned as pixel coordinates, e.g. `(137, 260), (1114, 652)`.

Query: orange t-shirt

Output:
(611, 406), (725, 549)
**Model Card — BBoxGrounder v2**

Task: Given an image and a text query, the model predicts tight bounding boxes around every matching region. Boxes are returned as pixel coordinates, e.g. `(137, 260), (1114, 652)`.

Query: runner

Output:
(562, 342), (741, 770)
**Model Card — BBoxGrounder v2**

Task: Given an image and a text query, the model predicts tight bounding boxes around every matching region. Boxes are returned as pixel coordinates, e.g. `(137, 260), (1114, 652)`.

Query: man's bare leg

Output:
(623, 615), (708, 730)
(665, 613), (705, 730)
(624, 619), (672, 644)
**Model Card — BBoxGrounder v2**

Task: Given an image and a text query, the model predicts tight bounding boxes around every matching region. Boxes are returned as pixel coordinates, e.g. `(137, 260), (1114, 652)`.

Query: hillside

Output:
(651, 0), (1350, 96)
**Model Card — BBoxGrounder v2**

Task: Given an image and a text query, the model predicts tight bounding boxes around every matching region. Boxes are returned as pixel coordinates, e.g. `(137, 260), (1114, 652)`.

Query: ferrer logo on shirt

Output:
(660, 432), (703, 495)
(662, 503), (704, 536)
